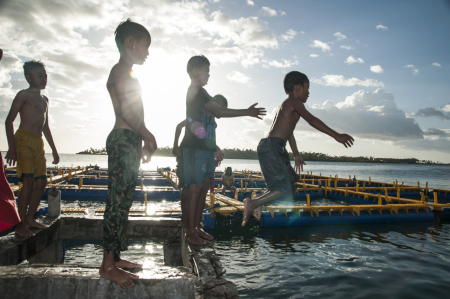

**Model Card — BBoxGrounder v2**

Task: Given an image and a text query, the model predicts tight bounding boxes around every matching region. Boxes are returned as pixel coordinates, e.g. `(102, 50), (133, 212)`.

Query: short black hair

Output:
(213, 94), (228, 108)
(187, 55), (210, 76)
(114, 18), (150, 53)
(23, 60), (45, 76)
(283, 71), (309, 94)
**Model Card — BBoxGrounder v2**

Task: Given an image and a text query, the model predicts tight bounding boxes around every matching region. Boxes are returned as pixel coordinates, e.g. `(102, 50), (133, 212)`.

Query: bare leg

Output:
(231, 186), (236, 197)
(186, 183), (206, 245)
(25, 178), (48, 229)
(180, 186), (190, 228)
(221, 185), (226, 195)
(242, 190), (284, 227)
(195, 179), (213, 241)
(15, 177), (35, 237)
(99, 250), (139, 288)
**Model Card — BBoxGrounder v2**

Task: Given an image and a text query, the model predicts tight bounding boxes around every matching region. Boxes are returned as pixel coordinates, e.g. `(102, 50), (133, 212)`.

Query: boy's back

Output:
(267, 97), (304, 142)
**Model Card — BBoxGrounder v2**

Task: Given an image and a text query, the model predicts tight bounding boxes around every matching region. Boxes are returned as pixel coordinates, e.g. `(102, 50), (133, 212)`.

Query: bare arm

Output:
(289, 134), (306, 173)
(204, 101), (266, 119)
(42, 98), (59, 164)
(293, 101), (354, 148)
(172, 119), (185, 156)
(4, 92), (25, 166)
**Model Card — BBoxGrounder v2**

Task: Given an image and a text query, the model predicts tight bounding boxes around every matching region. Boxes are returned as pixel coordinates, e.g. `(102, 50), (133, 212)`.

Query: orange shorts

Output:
(14, 129), (47, 181)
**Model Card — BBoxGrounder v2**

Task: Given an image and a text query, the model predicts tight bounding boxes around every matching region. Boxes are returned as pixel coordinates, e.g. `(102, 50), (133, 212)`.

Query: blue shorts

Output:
(183, 148), (215, 185)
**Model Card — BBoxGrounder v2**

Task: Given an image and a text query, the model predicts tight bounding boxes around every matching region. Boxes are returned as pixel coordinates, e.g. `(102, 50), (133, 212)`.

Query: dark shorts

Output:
(257, 137), (297, 195)
(176, 154), (186, 189)
(183, 148), (215, 185)
(103, 129), (142, 255)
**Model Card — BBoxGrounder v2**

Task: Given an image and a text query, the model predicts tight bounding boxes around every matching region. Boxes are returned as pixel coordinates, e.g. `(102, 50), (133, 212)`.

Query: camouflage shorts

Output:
(103, 129), (142, 255)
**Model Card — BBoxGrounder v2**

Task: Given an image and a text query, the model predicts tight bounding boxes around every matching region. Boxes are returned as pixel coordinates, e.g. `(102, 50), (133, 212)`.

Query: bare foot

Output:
(185, 230), (206, 245)
(15, 223), (35, 237)
(253, 206), (262, 221)
(242, 197), (253, 227)
(199, 222), (204, 229)
(99, 264), (139, 289)
(26, 219), (49, 229)
(116, 259), (143, 269)
(196, 228), (213, 240)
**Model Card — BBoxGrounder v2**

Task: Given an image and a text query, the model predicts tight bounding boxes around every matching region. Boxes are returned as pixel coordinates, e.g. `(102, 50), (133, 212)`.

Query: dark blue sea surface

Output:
(213, 221), (450, 298)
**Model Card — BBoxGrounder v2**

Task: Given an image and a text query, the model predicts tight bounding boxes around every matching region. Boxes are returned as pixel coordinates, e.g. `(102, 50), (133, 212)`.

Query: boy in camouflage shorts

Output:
(99, 19), (157, 289)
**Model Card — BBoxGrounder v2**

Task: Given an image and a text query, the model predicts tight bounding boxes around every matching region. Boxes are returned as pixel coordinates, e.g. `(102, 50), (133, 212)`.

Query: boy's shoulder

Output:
(108, 63), (132, 83)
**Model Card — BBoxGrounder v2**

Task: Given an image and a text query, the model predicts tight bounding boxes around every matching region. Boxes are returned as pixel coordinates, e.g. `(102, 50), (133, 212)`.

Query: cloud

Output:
(395, 138), (450, 153)
(404, 64), (419, 75)
(226, 71), (251, 84)
(432, 62), (442, 67)
(280, 29), (297, 41)
(340, 45), (353, 50)
(370, 65), (384, 73)
(422, 128), (450, 137)
(310, 54), (319, 58)
(376, 24), (388, 31)
(345, 56), (364, 64)
(334, 32), (347, 41)
(51, 97), (89, 108)
(295, 89), (423, 141)
(279, 11), (286, 16)
(309, 40), (330, 52)
(416, 107), (450, 120)
(312, 74), (384, 87)
(247, 0), (254, 5)
(259, 7), (278, 16)
(262, 59), (298, 68)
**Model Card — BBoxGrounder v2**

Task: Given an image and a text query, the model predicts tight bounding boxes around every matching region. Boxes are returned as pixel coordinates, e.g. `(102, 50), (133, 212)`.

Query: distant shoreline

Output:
(75, 152), (449, 165)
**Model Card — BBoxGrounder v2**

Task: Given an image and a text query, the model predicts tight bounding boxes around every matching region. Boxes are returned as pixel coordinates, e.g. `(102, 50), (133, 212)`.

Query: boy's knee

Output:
(35, 178), (48, 190)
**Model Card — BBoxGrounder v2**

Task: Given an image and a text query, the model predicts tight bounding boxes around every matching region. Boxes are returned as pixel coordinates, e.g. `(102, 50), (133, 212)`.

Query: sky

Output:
(0, 0), (449, 162)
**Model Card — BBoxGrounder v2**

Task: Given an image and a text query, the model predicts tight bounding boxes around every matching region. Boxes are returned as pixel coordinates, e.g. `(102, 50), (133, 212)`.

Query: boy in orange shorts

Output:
(5, 60), (60, 237)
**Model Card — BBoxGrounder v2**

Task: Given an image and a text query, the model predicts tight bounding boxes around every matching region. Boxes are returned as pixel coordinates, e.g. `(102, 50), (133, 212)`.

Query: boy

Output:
(242, 71), (354, 227)
(172, 94), (226, 232)
(5, 60), (59, 238)
(99, 19), (157, 289)
(180, 55), (266, 245)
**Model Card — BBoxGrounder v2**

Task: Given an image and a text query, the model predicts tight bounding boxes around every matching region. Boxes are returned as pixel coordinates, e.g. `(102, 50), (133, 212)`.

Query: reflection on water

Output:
(213, 221), (450, 298)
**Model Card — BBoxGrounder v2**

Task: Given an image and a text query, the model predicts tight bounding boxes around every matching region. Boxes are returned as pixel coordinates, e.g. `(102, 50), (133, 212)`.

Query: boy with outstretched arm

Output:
(99, 19), (157, 289)
(180, 55), (266, 245)
(172, 95), (226, 231)
(242, 71), (354, 227)
(5, 60), (59, 238)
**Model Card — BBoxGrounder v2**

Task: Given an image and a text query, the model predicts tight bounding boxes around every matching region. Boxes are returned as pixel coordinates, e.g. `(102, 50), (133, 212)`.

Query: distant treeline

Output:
(77, 146), (443, 164)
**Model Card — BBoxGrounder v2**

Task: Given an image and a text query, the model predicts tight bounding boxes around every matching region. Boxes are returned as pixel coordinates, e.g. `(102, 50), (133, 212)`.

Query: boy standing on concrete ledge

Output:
(180, 55), (266, 245)
(242, 71), (354, 227)
(5, 60), (59, 238)
(99, 19), (157, 288)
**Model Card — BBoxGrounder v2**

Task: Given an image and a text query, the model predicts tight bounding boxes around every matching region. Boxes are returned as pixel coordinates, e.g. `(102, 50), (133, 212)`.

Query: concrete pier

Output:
(0, 264), (195, 299)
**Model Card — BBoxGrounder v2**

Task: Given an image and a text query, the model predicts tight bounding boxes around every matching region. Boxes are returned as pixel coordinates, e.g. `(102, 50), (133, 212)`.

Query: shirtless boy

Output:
(99, 19), (157, 289)
(5, 60), (59, 238)
(242, 71), (354, 227)
(180, 55), (266, 245)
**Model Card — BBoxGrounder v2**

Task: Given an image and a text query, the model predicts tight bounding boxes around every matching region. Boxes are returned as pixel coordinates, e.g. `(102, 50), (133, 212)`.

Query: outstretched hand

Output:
(335, 134), (354, 148)
(294, 155), (306, 173)
(247, 103), (267, 120)
(52, 151), (60, 164)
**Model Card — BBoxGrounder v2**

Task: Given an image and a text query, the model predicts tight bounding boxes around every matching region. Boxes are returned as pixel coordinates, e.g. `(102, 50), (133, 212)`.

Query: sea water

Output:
(4, 153), (450, 298)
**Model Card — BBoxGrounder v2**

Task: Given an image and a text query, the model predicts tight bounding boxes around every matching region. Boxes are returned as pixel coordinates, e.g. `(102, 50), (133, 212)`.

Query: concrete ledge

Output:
(0, 264), (195, 299)
(0, 216), (60, 266)
(181, 228), (239, 299)
(60, 216), (181, 240)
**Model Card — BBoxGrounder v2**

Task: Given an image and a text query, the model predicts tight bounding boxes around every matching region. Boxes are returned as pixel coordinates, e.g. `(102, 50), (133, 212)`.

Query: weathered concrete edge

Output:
(60, 216), (182, 240)
(0, 216), (60, 266)
(0, 264), (196, 299)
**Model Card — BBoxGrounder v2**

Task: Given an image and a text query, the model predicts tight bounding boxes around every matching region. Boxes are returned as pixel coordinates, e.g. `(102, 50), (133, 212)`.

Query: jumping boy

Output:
(5, 60), (59, 238)
(99, 19), (157, 289)
(180, 55), (266, 245)
(242, 71), (354, 227)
